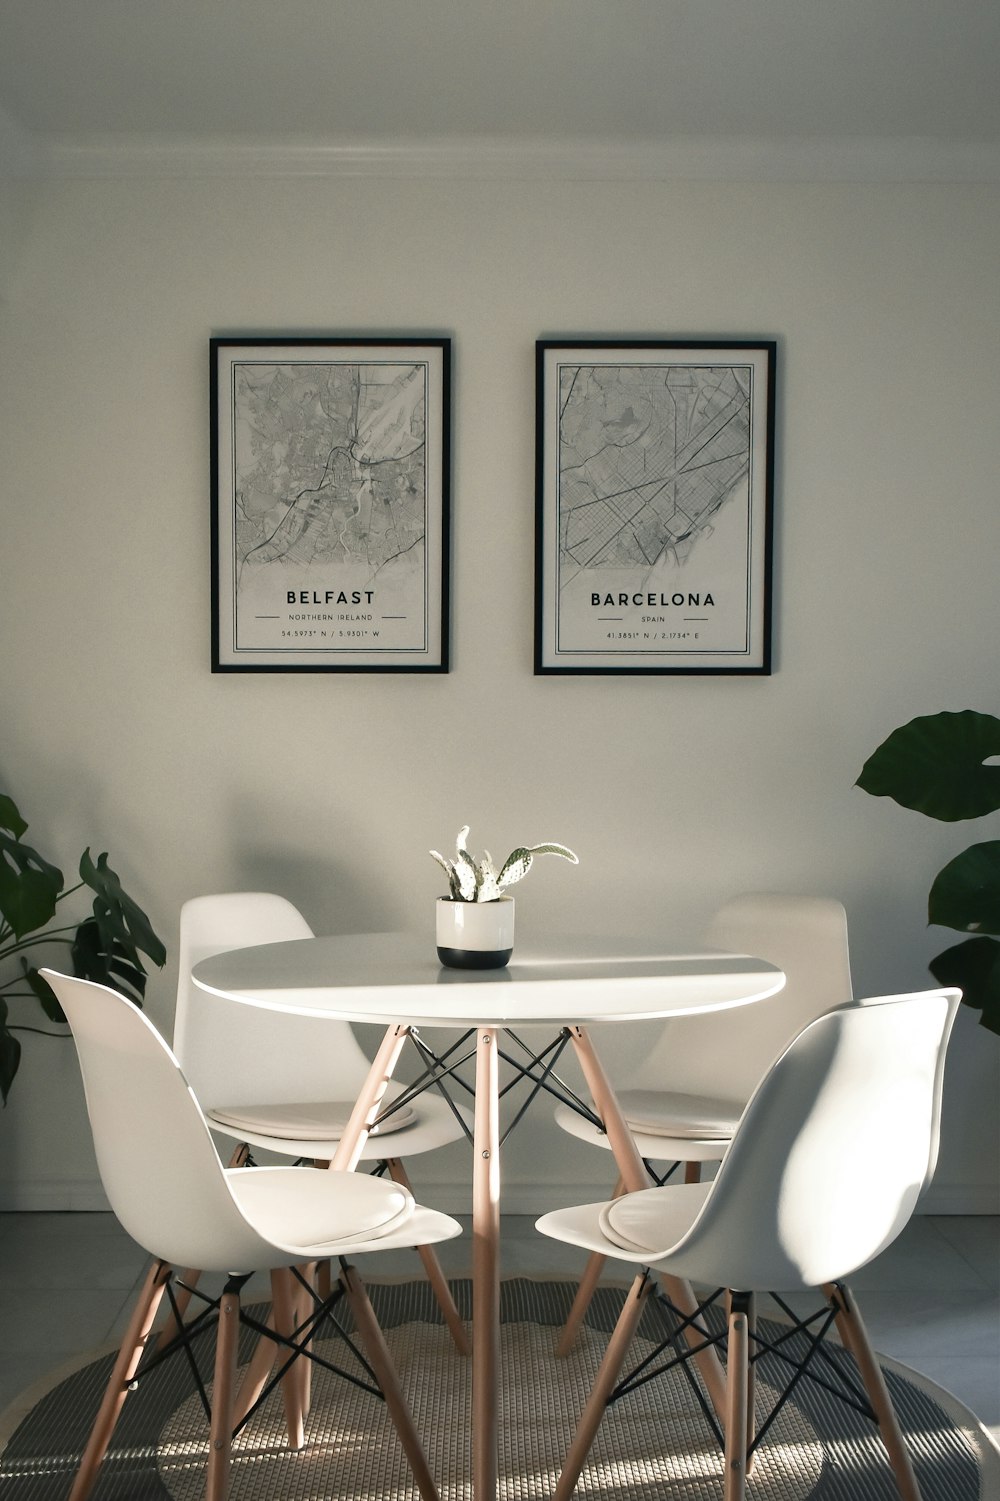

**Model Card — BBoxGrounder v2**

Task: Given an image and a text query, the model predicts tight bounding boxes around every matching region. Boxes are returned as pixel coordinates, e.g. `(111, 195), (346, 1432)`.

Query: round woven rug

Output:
(1, 1278), (996, 1499)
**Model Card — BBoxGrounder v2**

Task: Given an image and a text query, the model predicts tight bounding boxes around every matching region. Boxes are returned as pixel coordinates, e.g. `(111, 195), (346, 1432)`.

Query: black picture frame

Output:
(211, 336), (451, 672)
(535, 339), (775, 675)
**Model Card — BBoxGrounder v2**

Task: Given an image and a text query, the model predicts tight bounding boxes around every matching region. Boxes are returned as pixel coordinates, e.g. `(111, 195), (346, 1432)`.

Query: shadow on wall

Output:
(231, 843), (406, 937)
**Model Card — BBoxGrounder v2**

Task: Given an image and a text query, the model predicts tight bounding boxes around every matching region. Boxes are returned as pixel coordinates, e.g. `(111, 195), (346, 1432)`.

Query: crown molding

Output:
(34, 132), (1000, 184)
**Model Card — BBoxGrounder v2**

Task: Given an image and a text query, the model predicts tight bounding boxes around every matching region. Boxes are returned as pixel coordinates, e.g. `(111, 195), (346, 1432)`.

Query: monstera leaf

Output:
(858, 710), (1000, 1035)
(0, 794), (64, 940)
(928, 842), (1000, 935)
(0, 791), (166, 1102)
(929, 937), (1000, 1037)
(0, 998), (20, 1103)
(857, 710), (1000, 821)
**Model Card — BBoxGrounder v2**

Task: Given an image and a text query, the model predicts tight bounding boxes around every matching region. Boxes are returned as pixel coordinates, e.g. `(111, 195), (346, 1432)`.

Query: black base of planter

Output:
(437, 946), (513, 970)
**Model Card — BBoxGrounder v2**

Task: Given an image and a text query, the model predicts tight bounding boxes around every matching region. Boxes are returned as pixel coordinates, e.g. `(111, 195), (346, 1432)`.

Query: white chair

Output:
(43, 968), (462, 1501)
(537, 986), (961, 1501)
(554, 893), (853, 1347)
(174, 892), (473, 1351)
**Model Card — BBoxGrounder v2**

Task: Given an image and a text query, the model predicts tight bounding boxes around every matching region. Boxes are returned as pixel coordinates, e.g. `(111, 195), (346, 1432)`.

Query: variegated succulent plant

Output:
(430, 825), (578, 903)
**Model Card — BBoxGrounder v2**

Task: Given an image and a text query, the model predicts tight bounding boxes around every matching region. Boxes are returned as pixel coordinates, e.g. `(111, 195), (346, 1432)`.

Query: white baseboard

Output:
(0, 1179), (111, 1212)
(487, 1182), (1000, 1217)
(917, 1181), (1000, 1215)
(1, 1177), (995, 1216)
(466, 1178), (1000, 1217)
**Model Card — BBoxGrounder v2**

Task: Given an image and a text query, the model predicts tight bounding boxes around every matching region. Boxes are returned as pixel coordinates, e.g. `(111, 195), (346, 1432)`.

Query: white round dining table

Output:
(193, 930), (784, 1501)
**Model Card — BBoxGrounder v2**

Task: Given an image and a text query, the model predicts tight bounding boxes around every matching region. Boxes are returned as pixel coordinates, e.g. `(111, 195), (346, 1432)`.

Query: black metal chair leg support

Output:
(620, 1282), (727, 1447)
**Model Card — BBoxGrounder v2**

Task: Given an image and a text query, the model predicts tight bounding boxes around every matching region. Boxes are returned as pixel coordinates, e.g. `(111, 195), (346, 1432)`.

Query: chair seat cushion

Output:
(599, 1181), (712, 1258)
(208, 1098), (417, 1141)
(228, 1165), (416, 1249)
(616, 1089), (742, 1140)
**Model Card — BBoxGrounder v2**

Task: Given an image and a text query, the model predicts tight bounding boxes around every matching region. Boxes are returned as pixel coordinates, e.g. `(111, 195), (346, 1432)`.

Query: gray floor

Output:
(1, 1210), (997, 1451)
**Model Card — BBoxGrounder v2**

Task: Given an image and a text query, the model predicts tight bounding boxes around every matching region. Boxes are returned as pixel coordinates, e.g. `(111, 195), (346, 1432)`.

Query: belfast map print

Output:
(536, 342), (774, 674)
(212, 340), (450, 671)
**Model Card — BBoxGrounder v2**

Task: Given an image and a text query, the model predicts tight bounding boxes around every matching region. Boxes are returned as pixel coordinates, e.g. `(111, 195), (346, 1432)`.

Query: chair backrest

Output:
(175, 892), (374, 1109)
(40, 969), (281, 1273)
(666, 988), (961, 1291)
(635, 893), (854, 1102)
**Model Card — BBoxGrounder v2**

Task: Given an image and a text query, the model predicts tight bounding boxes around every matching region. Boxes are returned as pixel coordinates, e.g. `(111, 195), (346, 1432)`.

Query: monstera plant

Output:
(857, 709), (1000, 1034)
(0, 788), (166, 1103)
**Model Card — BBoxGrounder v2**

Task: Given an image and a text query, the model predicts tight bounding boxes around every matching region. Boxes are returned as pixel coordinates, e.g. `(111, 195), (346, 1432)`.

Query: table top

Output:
(192, 931), (785, 1027)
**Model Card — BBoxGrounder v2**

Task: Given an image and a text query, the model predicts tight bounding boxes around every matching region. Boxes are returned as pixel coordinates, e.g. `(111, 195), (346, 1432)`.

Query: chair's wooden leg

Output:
(567, 1026), (728, 1424)
(230, 1267), (316, 1442)
(555, 1175), (625, 1357)
(724, 1294), (750, 1501)
(745, 1292), (757, 1476)
(554, 1270), (651, 1501)
(231, 1307), (279, 1429)
(153, 1268), (201, 1353)
(156, 1148), (248, 1355)
(825, 1281), (922, 1501)
(385, 1157), (470, 1356)
(723, 1290), (757, 1474)
(317, 1257), (332, 1301)
(205, 1282), (241, 1501)
(68, 1259), (172, 1501)
(294, 1261), (317, 1423)
(556, 1249), (608, 1357)
(340, 1262), (440, 1501)
(269, 1269), (305, 1450)
(309, 1162), (336, 1311)
(684, 1160), (701, 1184)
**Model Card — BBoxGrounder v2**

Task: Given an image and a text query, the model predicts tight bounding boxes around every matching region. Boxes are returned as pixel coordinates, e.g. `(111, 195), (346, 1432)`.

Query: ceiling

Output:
(2, 0), (999, 148)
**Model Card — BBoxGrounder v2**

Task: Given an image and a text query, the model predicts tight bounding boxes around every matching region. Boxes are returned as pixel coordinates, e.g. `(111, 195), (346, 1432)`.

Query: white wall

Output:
(1, 167), (998, 1212)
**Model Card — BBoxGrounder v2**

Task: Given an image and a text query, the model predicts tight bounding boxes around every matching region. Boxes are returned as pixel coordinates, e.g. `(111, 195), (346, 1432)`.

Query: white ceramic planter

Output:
(436, 897), (515, 969)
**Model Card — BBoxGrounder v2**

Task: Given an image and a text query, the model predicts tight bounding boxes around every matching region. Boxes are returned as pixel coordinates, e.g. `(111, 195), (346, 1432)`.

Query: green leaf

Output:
(19, 963), (69, 1023)
(928, 841), (1000, 935)
(0, 1000), (22, 1106)
(498, 849), (533, 889)
(523, 843), (579, 864)
(477, 851), (501, 903)
(70, 918), (149, 1005)
(928, 935), (1000, 1036)
(0, 830), (64, 939)
(857, 710), (1000, 821)
(429, 849), (461, 900)
(0, 794), (28, 842)
(454, 849), (479, 901)
(79, 850), (167, 971)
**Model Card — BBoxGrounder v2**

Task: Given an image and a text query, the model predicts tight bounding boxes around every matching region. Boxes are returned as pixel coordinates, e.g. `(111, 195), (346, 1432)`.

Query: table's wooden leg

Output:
(567, 1025), (728, 1423)
(329, 1023), (411, 1172)
(472, 1026), (500, 1501)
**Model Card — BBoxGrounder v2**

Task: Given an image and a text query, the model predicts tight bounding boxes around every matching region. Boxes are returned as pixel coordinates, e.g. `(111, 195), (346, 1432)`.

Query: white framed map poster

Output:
(535, 339), (775, 675)
(211, 336), (451, 672)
